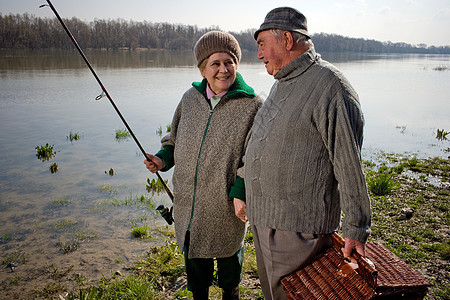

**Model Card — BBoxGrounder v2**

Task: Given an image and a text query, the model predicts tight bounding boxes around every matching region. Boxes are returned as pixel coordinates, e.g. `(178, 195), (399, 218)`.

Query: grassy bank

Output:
(365, 154), (449, 299)
(59, 153), (449, 300)
(12, 153), (448, 299)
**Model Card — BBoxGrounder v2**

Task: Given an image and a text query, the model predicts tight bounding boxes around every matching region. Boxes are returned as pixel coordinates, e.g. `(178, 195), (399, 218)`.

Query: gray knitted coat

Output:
(159, 74), (263, 258)
(245, 47), (371, 242)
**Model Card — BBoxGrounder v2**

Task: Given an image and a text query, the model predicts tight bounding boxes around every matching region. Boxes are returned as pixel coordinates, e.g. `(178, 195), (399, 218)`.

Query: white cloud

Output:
(378, 6), (393, 16)
(404, 0), (417, 6)
(433, 7), (450, 21)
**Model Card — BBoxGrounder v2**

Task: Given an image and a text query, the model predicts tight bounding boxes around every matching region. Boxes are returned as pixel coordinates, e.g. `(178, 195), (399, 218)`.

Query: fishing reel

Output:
(156, 205), (174, 225)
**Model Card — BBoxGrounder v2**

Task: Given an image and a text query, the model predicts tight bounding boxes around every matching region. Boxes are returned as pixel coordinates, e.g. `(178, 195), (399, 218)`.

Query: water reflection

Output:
(1, 49), (197, 70)
(1, 49), (268, 71)
(3, 49), (448, 71)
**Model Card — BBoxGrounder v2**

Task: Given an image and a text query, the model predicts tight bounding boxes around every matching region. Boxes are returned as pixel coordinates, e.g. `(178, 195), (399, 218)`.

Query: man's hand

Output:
(144, 154), (164, 173)
(343, 237), (366, 263)
(233, 198), (248, 223)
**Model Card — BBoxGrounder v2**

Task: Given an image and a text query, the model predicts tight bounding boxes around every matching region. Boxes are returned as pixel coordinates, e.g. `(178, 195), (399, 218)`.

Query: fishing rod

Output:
(40, 0), (174, 225)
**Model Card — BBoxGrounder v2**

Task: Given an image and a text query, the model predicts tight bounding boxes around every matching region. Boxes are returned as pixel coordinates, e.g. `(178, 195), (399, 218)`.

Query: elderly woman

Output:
(144, 31), (263, 300)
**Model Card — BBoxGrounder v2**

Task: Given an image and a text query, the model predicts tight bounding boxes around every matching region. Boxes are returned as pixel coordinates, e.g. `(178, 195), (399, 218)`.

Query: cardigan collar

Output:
(192, 72), (256, 100)
(274, 47), (320, 82)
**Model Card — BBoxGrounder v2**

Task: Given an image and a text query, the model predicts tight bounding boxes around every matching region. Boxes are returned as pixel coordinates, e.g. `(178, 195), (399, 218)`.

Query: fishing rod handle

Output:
(156, 171), (174, 201)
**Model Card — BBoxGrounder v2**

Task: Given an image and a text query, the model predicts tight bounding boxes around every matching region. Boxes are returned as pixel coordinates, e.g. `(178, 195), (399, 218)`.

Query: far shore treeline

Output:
(1, 13), (450, 54)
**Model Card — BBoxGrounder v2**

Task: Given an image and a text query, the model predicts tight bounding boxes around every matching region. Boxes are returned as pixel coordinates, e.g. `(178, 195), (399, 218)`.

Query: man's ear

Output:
(283, 31), (295, 51)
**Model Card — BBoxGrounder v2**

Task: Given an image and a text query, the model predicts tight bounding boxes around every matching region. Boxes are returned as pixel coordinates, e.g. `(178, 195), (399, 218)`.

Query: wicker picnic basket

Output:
(281, 233), (430, 299)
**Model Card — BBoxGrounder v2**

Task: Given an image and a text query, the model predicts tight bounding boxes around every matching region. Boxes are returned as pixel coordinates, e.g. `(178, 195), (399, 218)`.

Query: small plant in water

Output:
(57, 241), (78, 254)
(1, 250), (26, 267)
(0, 234), (11, 243)
(115, 128), (131, 141)
(128, 194), (156, 210)
(433, 65), (449, 71)
(155, 126), (163, 137)
(146, 178), (168, 194)
(50, 198), (70, 207)
(49, 163), (58, 173)
(156, 123), (171, 137)
(396, 125), (407, 134)
(66, 131), (81, 142)
(98, 184), (118, 195)
(436, 129), (449, 141)
(35, 143), (56, 161)
(54, 219), (78, 231)
(131, 226), (149, 238)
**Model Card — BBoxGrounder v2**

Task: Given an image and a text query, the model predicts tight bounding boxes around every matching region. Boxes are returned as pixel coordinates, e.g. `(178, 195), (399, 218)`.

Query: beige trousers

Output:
(252, 225), (332, 300)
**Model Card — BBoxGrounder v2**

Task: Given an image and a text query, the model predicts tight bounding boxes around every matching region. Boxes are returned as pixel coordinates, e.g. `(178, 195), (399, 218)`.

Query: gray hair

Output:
(270, 29), (311, 45)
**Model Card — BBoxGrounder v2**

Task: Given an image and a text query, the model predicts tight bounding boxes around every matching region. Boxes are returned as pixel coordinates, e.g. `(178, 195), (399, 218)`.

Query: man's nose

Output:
(257, 48), (263, 59)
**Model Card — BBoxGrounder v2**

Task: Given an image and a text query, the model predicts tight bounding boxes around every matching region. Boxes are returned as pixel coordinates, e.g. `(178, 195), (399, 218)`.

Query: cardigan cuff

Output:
(229, 176), (246, 202)
(155, 145), (175, 172)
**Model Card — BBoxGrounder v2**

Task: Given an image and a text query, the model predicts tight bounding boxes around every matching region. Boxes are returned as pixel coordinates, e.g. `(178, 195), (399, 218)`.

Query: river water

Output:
(0, 49), (449, 298)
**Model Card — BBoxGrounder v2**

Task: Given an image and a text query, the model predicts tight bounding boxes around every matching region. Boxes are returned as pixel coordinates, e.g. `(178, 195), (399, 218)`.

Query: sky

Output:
(1, 0), (449, 47)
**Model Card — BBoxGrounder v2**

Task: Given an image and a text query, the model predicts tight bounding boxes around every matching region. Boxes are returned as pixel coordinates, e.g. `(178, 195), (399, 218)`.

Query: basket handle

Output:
(331, 232), (378, 288)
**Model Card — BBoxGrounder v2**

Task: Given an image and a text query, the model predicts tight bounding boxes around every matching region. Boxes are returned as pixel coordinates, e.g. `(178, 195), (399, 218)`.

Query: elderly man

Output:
(244, 7), (372, 299)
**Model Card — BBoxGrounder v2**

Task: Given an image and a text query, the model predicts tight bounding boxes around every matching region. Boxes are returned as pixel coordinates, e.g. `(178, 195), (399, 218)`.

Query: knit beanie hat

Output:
(194, 31), (241, 67)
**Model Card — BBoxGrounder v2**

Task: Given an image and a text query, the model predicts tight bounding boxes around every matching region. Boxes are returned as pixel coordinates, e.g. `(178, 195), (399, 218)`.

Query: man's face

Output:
(256, 30), (290, 76)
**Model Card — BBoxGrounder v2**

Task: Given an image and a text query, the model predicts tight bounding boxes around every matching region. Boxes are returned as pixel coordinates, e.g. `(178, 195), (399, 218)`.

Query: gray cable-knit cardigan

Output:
(158, 73), (263, 258)
(245, 47), (371, 242)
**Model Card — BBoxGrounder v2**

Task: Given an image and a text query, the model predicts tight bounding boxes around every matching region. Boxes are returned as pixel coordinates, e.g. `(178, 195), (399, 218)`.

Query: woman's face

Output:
(200, 52), (237, 94)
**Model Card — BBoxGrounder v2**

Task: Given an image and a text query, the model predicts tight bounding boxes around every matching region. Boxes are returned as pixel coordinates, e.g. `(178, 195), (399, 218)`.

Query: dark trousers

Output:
(183, 231), (244, 292)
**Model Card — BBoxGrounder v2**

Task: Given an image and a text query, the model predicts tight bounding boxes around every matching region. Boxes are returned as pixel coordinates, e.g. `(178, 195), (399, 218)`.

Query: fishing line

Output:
(40, 0), (174, 224)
